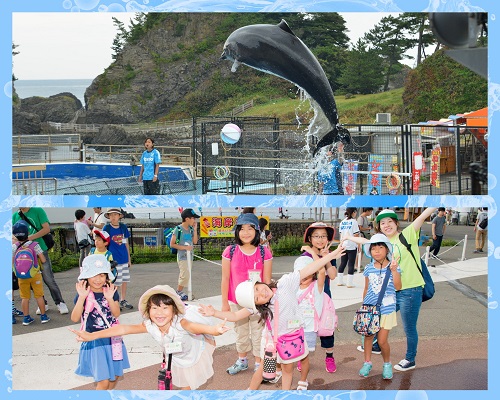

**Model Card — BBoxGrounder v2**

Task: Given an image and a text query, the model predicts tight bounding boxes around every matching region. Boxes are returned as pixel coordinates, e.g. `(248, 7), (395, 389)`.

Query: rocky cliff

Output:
(12, 92), (82, 135)
(84, 14), (235, 124)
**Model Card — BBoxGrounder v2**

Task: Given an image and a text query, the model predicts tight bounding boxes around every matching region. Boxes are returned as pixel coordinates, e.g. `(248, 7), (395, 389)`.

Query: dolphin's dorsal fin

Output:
(278, 19), (297, 37)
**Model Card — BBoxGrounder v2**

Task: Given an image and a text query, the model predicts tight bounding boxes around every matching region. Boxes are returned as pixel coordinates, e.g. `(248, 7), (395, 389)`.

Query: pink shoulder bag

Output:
(265, 294), (306, 361)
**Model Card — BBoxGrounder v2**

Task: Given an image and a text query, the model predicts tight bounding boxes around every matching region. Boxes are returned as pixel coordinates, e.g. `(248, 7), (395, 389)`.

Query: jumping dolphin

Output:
(221, 19), (351, 156)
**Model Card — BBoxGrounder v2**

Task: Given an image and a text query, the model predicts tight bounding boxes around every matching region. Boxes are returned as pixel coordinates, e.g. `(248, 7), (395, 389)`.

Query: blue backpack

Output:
(165, 225), (193, 255)
(13, 242), (40, 279)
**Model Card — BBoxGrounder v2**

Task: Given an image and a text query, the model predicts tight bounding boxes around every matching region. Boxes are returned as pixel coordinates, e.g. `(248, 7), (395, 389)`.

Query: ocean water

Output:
(14, 78), (93, 105)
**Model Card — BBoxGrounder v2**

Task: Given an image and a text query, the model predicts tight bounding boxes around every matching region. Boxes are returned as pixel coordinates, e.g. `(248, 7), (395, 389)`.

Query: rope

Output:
(213, 166), (230, 180)
(193, 254), (222, 266)
(203, 164), (412, 176)
(386, 173), (402, 191)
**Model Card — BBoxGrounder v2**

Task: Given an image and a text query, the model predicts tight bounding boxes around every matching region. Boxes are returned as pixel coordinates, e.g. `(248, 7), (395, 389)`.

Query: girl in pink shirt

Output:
(221, 212), (272, 375)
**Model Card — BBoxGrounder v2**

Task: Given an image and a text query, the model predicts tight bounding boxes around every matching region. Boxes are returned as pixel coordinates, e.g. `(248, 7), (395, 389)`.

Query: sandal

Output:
(297, 380), (309, 390)
(268, 370), (282, 384)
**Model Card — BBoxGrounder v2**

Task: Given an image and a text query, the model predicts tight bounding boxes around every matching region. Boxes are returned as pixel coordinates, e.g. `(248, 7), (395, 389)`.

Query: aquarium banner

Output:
(200, 216), (269, 238)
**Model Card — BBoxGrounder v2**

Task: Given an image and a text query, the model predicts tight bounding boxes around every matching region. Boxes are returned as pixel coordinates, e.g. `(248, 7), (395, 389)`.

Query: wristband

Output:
(154, 174), (158, 177)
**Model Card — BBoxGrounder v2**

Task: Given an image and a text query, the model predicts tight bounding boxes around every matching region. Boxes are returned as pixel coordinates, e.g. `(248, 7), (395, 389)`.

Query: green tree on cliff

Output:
(403, 49), (487, 121)
(338, 39), (384, 94)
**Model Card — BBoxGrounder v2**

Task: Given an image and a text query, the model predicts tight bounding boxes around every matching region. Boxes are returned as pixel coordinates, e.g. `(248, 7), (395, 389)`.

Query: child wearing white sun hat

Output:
(70, 254), (129, 390)
(70, 284), (229, 390)
(198, 244), (345, 391)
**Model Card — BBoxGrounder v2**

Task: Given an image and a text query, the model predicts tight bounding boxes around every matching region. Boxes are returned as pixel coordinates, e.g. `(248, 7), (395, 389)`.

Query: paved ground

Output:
(11, 222), (488, 391)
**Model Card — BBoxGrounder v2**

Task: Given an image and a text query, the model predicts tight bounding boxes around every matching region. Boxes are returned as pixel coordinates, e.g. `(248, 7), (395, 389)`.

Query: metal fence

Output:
(12, 134), (82, 164)
(32, 168), (197, 195)
(12, 120), (487, 196)
(197, 117), (488, 195)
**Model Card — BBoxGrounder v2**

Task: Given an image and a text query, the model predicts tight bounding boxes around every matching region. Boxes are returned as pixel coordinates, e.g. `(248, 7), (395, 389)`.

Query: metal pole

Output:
(425, 246), (430, 266)
(186, 245), (193, 301)
(461, 234), (468, 261)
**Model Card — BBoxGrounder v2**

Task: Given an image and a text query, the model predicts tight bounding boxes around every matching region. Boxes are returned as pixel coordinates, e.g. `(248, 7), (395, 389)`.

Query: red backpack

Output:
(298, 282), (338, 337)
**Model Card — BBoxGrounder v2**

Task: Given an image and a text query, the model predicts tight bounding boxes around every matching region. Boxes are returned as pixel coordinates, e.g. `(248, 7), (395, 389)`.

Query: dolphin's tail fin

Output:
(313, 126), (351, 156)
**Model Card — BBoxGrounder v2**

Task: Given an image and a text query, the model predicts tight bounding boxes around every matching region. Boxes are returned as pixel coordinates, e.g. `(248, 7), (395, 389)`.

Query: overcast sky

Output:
(12, 12), (403, 80)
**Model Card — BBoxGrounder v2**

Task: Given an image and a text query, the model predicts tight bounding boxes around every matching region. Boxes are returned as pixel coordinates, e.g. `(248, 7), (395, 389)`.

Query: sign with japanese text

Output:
(368, 155), (384, 195)
(199, 216), (270, 238)
(343, 160), (358, 195)
(412, 152), (423, 192)
(430, 148), (441, 188)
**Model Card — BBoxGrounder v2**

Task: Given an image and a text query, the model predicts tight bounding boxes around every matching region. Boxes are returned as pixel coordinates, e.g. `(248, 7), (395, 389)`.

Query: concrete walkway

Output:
(12, 254), (487, 390)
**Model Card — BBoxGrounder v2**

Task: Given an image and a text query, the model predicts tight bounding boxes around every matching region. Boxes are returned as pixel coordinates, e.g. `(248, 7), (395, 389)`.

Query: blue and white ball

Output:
(220, 123), (241, 144)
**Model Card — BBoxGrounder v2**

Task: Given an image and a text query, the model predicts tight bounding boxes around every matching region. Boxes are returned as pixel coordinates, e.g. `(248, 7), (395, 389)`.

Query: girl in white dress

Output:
(70, 284), (229, 390)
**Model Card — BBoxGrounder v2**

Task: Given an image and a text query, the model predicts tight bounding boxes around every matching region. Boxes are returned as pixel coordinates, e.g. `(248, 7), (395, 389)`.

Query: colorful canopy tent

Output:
(458, 107), (488, 147)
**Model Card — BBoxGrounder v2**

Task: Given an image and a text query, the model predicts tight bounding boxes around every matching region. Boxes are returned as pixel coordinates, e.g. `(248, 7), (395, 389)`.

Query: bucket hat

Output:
(235, 280), (258, 312)
(138, 285), (185, 317)
(78, 254), (115, 281)
(362, 233), (393, 259)
(303, 222), (335, 243)
(104, 208), (123, 219)
(293, 256), (314, 272)
(93, 229), (110, 244)
(234, 213), (260, 231)
(375, 209), (399, 223)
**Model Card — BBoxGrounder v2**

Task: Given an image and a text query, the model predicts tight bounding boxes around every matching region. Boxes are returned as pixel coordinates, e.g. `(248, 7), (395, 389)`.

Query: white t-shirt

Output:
(74, 220), (91, 242)
(93, 211), (109, 231)
(144, 306), (213, 368)
(338, 218), (360, 250)
(270, 271), (304, 337)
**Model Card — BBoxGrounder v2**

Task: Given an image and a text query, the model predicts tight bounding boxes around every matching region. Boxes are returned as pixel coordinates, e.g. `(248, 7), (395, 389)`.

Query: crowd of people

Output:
(12, 205), (487, 390)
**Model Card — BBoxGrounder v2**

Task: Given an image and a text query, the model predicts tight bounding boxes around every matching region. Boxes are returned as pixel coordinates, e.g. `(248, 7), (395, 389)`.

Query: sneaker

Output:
(176, 290), (188, 301)
(297, 360), (302, 372)
(359, 362), (373, 377)
(253, 363), (261, 372)
(226, 359), (248, 375)
(13, 308), (24, 317)
(57, 302), (69, 314)
(325, 356), (337, 373)
(22, 315), (34, 326)
(356, 344), (382, 355)
(36, 304), (49, 315)
(473, 250), (481, 254)
(394, 359), (416, 371)
(40, 314), (51, 324)
(382, 362), (393, 379)
(120, 300), (134, 310)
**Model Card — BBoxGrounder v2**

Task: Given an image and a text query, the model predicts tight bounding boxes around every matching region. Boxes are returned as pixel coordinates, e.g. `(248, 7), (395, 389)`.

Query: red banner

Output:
(430, 148), (441, 188)
(412, 152), (423, 192)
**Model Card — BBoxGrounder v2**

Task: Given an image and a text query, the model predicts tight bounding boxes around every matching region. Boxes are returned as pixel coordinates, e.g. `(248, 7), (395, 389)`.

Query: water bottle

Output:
(157, 368), (166, 390)
(262, 343), (277, 381)
(110, 336), (123, 360)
